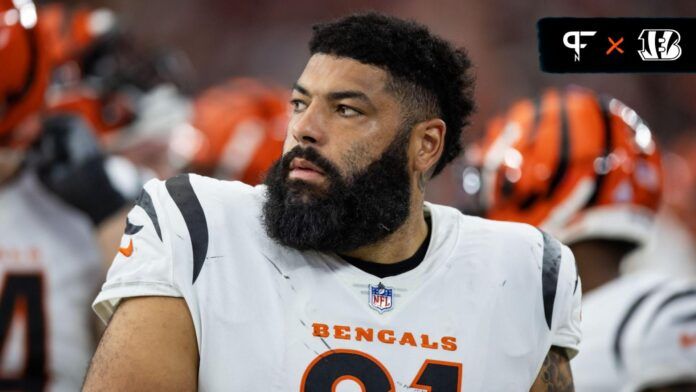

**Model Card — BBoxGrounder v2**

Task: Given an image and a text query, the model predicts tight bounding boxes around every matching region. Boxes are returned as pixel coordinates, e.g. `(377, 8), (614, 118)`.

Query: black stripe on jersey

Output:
(573, 269), (579, 295)
(166, 174), (209, 284)
(124, 218), (143, 235)
(135, 189), (162, 241)
(539, 230), (562, 329)
(546, 92), (570, 198)
(643, 288), (696, 334)
(676, 311), (696, 324)
(613, 285), (661, 369)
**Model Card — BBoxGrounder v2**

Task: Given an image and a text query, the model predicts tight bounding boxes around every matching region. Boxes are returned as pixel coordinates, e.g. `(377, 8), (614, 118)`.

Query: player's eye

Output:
(336, 104), (361, 118)
(290, 99), (308, 113)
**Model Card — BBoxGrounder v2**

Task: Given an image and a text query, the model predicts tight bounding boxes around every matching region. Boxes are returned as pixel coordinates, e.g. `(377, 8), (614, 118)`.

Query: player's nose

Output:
(290, 103), (327, 147)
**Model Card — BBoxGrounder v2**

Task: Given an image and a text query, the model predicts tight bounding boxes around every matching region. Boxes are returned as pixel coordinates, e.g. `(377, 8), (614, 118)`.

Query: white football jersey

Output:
(623, 209), (696, 277)
(94, 173), (582, 391)
(572, 272), (696, 391)
(0, 170), (102, 391)
(621, 278), (696, 391)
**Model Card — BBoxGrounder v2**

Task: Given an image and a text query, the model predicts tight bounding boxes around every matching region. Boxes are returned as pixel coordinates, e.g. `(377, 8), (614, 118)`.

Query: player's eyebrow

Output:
(326, 90), (370, 103)
(293, 83), (310, 96)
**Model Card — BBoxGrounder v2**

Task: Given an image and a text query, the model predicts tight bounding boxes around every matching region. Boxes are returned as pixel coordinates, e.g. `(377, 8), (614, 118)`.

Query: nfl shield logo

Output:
(368, 283), (393, 313)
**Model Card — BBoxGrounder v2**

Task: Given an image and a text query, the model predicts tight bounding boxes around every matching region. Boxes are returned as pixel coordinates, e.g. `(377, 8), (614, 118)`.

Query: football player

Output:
(39, 3), (193, 178)
(472, 85), (696, 391)
(0, 0), (101, 390)
(38, 3), (133, 138)
(621, 278), (696, 391)
(623, 135), (696, 277)
(168, 77), (287, 185)
(84, 13), (581, 391)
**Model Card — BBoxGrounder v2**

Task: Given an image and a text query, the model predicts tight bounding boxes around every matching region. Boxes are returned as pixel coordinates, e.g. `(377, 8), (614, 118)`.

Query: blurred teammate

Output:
(39, 2), (193, 178)
(36, 3), (197, 276)
(473, 85), (696, 391)
(168, 77), (287, 185)
(39, 3), (132, 138)
(621, 279), (696, 391)
(1, 1), (148, 389)
(0, 1), (100, 390)
(84, 13), (581, 390)
(624, 135), (696, 277)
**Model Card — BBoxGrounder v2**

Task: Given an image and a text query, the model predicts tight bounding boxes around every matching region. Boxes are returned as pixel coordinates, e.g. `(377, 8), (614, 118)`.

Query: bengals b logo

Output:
(638, 29), (682, 61)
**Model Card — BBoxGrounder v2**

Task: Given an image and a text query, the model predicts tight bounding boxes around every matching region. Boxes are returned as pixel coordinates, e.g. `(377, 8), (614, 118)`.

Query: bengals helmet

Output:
(39, 3), (116, 67)
(476, 86), (662, 245)
(46, 84), (135, 137)
(40, 5), (136, 138)
(168, 78), (287, 185)
(43, 9), (194, 142)
(0, 0), (50, 147)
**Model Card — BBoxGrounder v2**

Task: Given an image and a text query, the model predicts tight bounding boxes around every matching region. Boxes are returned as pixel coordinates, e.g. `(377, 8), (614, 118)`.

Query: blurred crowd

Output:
(1, 0), (694, 391)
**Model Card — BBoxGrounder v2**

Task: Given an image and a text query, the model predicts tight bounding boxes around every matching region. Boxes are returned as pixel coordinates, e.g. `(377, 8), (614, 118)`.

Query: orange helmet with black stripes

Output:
(0, 0), (50, 147)
(40, 4), (128, 137)
(477, 86), (662, 245)
(39, 3), (116, 67)
(46, 85), (135, 137)
(168, 78), (287, 185)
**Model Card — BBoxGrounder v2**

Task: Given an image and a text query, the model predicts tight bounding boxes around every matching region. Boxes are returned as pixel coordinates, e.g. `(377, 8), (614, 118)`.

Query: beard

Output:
(262, 128), (412, 253)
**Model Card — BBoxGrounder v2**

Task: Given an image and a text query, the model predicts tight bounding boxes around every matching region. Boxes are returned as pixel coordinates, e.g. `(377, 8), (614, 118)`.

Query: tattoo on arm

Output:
(530, 346), (574, 392)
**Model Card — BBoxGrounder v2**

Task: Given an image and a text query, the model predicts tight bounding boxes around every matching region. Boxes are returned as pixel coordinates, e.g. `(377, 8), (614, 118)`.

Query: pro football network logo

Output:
(539, 18), (695, 72)
(563, 30), (596, 61)
(638, 29), (682, 61)
(368, 283), (393, 313)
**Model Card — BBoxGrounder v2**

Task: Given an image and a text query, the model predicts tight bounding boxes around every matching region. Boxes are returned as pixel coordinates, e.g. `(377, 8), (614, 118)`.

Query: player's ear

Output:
(411, 118), (446, 176)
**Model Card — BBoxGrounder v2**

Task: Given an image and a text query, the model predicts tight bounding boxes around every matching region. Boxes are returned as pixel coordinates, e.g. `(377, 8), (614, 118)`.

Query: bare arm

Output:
(530, 346), (574, 392)
(83, 296), (198, 392)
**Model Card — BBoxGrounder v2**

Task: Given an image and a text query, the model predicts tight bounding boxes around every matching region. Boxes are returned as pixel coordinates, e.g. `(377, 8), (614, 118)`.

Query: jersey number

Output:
(301, 349), (462, 391)
(0, 274), (47, 392)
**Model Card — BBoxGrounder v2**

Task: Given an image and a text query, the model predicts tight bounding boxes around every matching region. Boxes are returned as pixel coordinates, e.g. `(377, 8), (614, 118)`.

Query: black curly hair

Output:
(309, 12), (475, 177)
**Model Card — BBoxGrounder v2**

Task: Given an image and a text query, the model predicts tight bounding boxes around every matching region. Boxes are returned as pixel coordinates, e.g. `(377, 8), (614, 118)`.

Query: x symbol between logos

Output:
(606, 37), (624, 55)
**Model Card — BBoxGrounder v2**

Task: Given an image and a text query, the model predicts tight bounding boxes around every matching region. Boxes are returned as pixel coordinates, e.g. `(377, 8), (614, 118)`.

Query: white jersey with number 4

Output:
(94, 173), (582, 391)
(0, 171), (102, 391)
